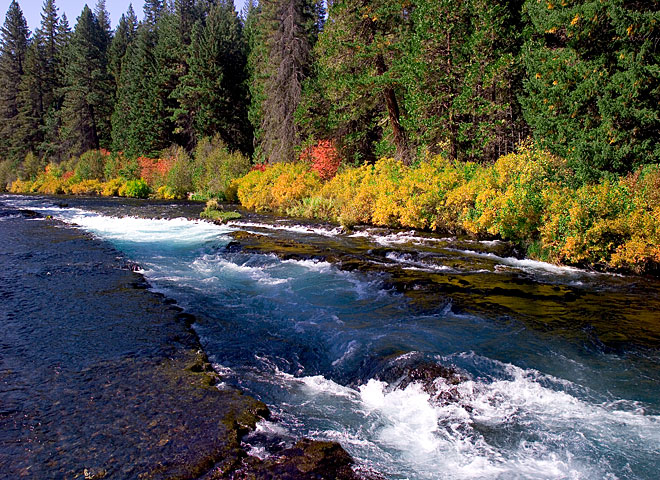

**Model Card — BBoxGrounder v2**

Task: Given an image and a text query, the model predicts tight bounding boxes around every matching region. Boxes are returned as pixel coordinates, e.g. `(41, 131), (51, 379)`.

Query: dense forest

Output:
(1, 0), (659, 272)
(0, 0), (657, 178)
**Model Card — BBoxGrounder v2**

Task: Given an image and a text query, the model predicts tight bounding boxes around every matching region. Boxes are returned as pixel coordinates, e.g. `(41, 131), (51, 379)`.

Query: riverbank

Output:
(0, 203), (361, 479)
(234, 147), (660, 276)
(5, 143), (660, 276)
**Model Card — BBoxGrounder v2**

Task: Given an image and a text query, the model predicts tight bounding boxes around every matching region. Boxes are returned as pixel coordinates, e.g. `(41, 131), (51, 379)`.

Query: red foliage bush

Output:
(138, 156), (173, 184)
(251, 163), (267, 172)
(301, 140), (341, 180)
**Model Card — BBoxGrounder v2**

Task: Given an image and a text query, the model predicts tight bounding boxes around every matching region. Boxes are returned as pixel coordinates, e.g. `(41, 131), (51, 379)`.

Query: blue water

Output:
(3, 194), (659, 480)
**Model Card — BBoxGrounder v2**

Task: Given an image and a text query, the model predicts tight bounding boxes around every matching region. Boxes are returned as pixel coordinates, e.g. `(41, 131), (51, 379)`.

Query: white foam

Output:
(331, 340), (361, 367)
(450, 249), (588, 276)
(301, 375), (359, 400)
(191, 253), (291, 286)
(0, 214), (21, 222)
(351, 229), (453, 246)
(228, 220), (343, 237)
(270, 356), (659, 480)
(385, 251), (453, 272)
(281, 258), (334, 273)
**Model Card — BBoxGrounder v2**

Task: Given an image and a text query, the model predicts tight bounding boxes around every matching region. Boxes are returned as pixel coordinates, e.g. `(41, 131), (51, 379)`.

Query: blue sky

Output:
(2, 0), (247, 32)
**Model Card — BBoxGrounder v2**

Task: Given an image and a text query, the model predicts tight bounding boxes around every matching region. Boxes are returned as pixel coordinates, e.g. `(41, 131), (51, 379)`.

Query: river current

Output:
(1, 194), (659, 479)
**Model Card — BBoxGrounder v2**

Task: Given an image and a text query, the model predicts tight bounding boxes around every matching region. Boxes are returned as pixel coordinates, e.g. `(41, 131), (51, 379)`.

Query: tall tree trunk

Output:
(375, 53), (411, 165)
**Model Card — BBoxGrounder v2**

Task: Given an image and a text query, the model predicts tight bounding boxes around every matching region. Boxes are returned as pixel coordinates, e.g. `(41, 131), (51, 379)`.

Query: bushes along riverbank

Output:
(234, 145), (660, 275)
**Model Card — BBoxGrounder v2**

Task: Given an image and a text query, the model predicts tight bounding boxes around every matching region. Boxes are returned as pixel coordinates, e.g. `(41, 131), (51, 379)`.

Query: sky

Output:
(2, 0), (248, 32)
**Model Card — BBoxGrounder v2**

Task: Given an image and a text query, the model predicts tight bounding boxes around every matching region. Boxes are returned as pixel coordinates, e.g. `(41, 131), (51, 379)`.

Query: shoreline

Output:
(7, 190), (653, 279)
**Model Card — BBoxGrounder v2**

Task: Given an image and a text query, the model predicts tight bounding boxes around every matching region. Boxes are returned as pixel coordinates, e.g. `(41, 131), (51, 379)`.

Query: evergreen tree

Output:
(251, 0), (324, 163)
(111, 1), (169, 157)
(0, 0), (29, 162)
(60, 5), (114, 155)
(522, 0), (659, 178)
(94, 0), (112, 53)
(143, 0), (164, 26)
(37, 0), (61, 114)
(34, 0), (70, 160)
(245, 0), (264, 152)
(174, 0), (252, 153)
(109, 4), (138, 91)
(16, 33), (46, 158)
(402, 0), (527, 161)
(312, 0), (412, 164)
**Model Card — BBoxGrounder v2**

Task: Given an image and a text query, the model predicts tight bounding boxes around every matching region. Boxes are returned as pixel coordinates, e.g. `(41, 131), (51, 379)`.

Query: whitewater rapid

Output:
(3, 195), (659, 480)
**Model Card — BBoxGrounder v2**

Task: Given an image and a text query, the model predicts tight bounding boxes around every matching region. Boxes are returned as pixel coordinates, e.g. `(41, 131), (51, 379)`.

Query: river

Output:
(1, 194), (659, 479)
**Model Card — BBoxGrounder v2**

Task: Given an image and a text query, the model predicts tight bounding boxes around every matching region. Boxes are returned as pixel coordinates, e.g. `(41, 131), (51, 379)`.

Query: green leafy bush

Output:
(120, 179), (151, 198)
(163, 145), (194, 199)
(0, 160), (14, 191)
(74, 150), (106, 180)
(200, 198), (242, 222)
(193, 136), (251, 200)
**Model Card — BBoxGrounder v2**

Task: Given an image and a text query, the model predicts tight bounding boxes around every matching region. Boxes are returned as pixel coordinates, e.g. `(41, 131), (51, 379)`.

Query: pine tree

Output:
(111, 8), (167, 157)
(60, 5), (114, 155)
(94, 0), (112, 53)
(174, 0), (252, 153)
(251, 0), (324, 164)
(0, 0), (30, 162)
(16, 33), (46, 158)
(143, 0), (164, 26)
(522, 0), (659, 178)
(37, 0), (61, 114)
(401, 0), (527, 162)
(245, 0), (264, 152)
(109, 4), (138, 91)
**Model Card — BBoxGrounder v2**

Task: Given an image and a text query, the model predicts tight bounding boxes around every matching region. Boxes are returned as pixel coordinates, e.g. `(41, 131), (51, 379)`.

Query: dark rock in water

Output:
(19, 208), (42, 218)
(224, 240), (243, 253)
(399, 362), (471, 411)
(123, 260), (142, 272)
(368, 354), (470, 410)
(223, 438), (362, 480)
(397, 362), (466, 392)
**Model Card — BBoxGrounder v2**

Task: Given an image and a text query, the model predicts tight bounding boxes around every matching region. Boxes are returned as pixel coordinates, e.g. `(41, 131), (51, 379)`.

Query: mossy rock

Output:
(200, 209), (242, 223)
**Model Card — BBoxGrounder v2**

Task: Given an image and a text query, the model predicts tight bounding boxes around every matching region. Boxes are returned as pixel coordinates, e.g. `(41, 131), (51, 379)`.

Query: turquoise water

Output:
(3, 194), (659, 479)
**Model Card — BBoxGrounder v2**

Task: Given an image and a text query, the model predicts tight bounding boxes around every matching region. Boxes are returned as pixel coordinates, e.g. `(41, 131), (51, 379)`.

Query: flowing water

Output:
(2, 194), (659, 480)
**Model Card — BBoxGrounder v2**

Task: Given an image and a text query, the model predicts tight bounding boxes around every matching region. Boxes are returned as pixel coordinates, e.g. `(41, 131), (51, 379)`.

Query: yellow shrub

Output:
(69, 179), (104, 195)
(236, 163), (322, 213)
(321, 163), (377, 227)
(9, 179), (34, 193)
(102, 178), (123, 197)
(155, 185), (179, 200)
(231, 145), (659, 273)
(37, 176), (66, 195)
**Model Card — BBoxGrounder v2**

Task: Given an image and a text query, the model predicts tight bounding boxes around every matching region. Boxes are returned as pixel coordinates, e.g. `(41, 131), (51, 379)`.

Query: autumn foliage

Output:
(301, 140), (341, 180)
(235, 145), (660, 274)
(137, 156), (174, 185)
